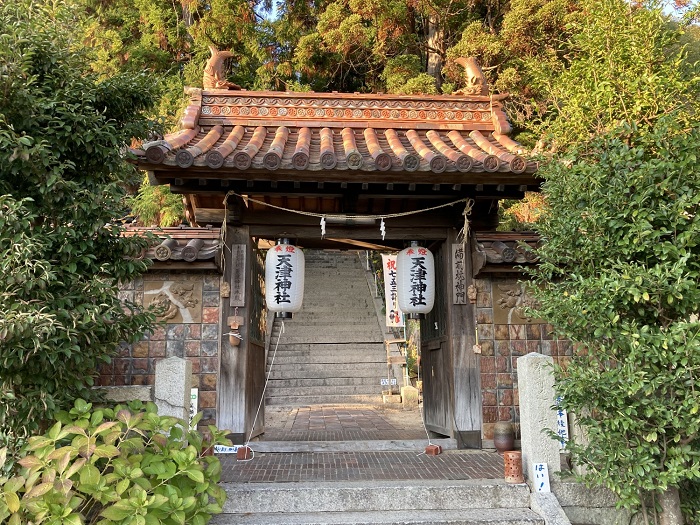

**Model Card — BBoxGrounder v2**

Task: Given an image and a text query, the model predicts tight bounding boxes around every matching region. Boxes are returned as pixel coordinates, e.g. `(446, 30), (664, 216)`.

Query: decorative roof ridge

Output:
(195, 88), (509, 103)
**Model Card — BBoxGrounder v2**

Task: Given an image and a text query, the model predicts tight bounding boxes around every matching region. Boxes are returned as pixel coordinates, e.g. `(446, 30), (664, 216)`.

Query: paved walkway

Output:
(220, 450), (504, 482)
(258, 404), (429, 441)
(218, 403), (504, 483)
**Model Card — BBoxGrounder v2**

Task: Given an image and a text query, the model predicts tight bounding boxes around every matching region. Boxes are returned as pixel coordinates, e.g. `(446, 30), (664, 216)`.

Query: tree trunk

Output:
(426, 15), (443, 88)
(659, 487), (684, 525)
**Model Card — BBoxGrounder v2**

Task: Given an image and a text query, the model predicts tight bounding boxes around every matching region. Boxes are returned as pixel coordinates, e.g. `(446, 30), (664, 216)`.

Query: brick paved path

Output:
(220, 450), (504, 483)
(259, 404), (429, 441)
(218, 404), (504, 483)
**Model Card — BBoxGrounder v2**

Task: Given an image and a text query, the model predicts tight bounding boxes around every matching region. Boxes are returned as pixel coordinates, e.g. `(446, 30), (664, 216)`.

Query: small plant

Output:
(0, 399), (230, 525)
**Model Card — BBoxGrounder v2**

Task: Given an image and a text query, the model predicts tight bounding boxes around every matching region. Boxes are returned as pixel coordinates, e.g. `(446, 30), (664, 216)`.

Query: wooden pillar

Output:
(447, 228), (482, 448)
(218, 225), (265, 443)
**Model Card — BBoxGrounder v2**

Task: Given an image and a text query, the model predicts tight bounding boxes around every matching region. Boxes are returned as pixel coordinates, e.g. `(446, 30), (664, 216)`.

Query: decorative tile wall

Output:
(475, 274), (572, 441)
(101, 271), (221, 426)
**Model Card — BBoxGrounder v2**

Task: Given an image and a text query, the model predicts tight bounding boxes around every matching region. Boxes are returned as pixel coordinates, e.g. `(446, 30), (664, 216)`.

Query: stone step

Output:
(268, 342), (386, 351)
(268, 357), (385, 367)
(271, 322), (381, 332)
(264, 385), (384, 397)
(268, 355), (385, 366)
(264, 377), (387, 388)
(273, 317), (378, 326)
(212, 509), (543, 525)
(267, 365), (384, 379)
(265, 394), (383, 405)
(220, 480), (532, 514)
(294, 301), (373, 308)
(268, 334), (385, 344)
(270, 333), (383, 344)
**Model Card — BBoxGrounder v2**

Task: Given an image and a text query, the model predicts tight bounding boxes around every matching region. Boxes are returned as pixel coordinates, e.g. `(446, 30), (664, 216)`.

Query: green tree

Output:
(0, 0), (158, 467)
(528, 0), (700, 522)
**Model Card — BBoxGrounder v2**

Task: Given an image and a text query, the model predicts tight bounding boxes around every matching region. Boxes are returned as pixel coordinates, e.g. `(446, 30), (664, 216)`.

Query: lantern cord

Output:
(416, 399), (436, 456)
(223, 190), (473, 222)
(239, 318), (286, 462)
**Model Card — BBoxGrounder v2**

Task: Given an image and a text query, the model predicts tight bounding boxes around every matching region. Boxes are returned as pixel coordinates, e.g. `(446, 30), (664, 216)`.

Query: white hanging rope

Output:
(223, 190), (473, 222)
(457, 198), (474, 245)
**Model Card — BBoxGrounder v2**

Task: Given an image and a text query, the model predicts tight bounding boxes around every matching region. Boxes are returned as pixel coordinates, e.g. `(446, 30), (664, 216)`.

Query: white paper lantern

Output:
(265, 242), (305, 317)
(396, 244), (435, 316)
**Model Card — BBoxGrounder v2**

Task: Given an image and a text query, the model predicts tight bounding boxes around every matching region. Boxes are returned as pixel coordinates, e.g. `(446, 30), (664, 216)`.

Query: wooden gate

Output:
(420, 231), (482, 448)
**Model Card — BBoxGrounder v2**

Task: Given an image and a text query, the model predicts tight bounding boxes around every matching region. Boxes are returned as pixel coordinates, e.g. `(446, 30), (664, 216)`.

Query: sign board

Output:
(380, 378), (398, 386)
(533, 463), (551, 492)
(381, 254), (404, 327)
(189, 388), (199, 427)
(230, 244), (246, 307)
(214, 445), (241, 454)
(452, 244), (467, 304)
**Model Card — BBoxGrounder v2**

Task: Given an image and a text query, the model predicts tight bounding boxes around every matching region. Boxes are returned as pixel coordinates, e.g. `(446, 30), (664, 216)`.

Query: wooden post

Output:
(218, 225), (263, 443)
(447, 228), (482, 448)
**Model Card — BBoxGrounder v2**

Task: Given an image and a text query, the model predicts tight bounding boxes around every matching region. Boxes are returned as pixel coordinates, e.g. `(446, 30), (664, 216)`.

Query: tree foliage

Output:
(528, 0), (700, 521)
(0, 0), (158, 467)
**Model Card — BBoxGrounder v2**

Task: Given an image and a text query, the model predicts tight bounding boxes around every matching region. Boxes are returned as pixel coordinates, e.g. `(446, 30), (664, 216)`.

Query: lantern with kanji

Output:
(265, 240), (305, 318)
(396, 243), (435, 318)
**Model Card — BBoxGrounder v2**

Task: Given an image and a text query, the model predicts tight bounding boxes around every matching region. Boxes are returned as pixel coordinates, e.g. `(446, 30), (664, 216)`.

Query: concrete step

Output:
(211, 508), (543, 525)
(220, 480), (532, 514)
(265, 394), (383, 405)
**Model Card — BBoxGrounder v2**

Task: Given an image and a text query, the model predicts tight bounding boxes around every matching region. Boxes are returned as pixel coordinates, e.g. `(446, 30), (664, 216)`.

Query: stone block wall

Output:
(99, 271), (222, 426)
(474, 273), (572, 441)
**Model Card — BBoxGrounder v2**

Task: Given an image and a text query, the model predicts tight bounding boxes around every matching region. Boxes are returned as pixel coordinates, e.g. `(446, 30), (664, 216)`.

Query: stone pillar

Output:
(517, 352), (560, 482)
(155, 356), (192, 420)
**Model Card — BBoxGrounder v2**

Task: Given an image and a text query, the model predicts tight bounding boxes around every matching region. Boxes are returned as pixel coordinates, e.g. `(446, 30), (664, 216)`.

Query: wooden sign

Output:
(229, 244), (246, 307)
(452, 243), (467, 304)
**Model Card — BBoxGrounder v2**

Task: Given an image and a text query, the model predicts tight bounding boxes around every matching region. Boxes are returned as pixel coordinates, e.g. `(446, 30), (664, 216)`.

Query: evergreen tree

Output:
(0, 0), (158, 466)
(528, 0), (700, 521)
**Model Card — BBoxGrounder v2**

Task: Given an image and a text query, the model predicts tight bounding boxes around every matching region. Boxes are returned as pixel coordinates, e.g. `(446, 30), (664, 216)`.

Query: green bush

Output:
(0, 399), (230, 525)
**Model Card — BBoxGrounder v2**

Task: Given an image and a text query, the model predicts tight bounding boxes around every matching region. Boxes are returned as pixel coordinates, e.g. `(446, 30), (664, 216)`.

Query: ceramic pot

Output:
(493, 421), (515, 453)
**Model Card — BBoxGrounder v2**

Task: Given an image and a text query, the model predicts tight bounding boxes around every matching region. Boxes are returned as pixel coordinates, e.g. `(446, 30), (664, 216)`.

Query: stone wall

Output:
(474, 273), (572, 442)
(99, 271), (222, 426)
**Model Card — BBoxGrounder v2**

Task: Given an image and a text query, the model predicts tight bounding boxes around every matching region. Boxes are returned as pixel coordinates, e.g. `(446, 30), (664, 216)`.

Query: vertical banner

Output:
(381, 254), (404, 327)
(452, 243), (467, 304)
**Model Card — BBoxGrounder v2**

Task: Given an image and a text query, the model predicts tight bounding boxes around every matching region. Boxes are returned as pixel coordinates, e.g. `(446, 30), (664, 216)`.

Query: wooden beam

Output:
(149, 166), (541, 187)
(195, 208), (227, 224)
(248, 225), (450, 240)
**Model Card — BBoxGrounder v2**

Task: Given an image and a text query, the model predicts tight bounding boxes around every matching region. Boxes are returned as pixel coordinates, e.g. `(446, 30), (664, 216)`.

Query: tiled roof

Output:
(472, 232), (539, 275)
(122, 226), (221, 268)
(133, 88), (537, 177)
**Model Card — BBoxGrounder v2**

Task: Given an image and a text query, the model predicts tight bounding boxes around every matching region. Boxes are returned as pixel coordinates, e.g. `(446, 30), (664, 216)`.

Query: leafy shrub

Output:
(0, 399), (230, 525)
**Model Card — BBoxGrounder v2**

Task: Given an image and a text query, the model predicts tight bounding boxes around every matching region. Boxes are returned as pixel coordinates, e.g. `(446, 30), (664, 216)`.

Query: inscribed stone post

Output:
(155, 356), (192, 420)
(517, 352), (560, 482)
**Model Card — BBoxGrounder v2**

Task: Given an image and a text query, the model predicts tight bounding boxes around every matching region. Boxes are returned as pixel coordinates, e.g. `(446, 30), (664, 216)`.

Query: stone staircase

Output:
(265, 250), (388, 406)
(212, 479), (543, 525)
